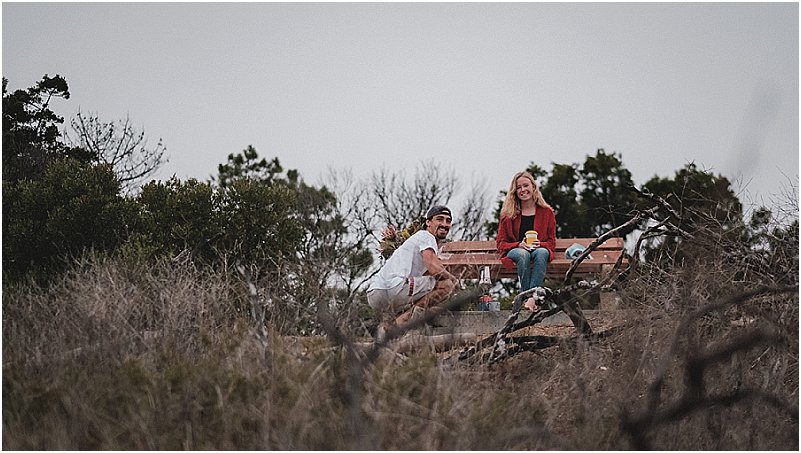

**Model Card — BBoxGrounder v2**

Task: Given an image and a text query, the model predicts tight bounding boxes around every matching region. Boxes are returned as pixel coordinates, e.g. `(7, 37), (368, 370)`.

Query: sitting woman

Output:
(495, 170), (557, 312)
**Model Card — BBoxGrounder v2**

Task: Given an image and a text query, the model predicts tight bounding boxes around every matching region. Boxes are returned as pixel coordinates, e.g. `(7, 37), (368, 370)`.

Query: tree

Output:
(644, 162), (742, 226)
(359, 160), (492, 241)
(367, 162), (458, 231)
(455, 178), (493, 241)
(2, 76), (135, 284)
(3, 75), (95, 183)
(642, 163), (743, 264)
(65, 110), (166, 193)
(744, 206), (798, 285)
(217, 178), (305, 265)
(136, 177), (220, 261)
(215, 147), (335, 266)
(215, 146), (375, 333)
(322, 168), (379, 292)
(578, 149), (639, 237)
(540, 163), (589, 237)
(216, 145), (283, 188)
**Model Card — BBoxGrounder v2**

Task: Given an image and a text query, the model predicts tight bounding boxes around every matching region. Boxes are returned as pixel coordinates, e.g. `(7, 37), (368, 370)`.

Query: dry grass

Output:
(3, 228), (799, 449)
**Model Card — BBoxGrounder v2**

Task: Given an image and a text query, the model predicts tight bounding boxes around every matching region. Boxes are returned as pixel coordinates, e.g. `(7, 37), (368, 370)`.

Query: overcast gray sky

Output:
(3, 2), (798, 215)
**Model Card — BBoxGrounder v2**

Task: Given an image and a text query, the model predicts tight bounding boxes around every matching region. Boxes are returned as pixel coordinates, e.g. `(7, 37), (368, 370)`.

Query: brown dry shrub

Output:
(2, 255), (564, 449)
(3, 208), (798, 449)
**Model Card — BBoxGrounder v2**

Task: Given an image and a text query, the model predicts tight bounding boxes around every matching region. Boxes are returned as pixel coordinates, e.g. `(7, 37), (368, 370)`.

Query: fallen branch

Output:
(459, 281), (595, 363)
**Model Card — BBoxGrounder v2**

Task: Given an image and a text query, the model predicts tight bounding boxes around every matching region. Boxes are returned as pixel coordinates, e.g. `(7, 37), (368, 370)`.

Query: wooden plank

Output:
(553, 237), (624, 251)
(440, 241), (494, 252)
(441, 237), (625, 253)
(438, 253), (500, 266)
(440, 250), (626, 267)
(448, 259), (623, 280)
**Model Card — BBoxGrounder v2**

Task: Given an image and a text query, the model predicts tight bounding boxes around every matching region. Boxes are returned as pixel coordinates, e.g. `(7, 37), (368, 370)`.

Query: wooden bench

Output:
(440, 237), (628, 282)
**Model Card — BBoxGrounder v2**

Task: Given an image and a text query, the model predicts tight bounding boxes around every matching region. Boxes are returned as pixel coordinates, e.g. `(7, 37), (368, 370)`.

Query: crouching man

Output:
(367, 205), (460, 338)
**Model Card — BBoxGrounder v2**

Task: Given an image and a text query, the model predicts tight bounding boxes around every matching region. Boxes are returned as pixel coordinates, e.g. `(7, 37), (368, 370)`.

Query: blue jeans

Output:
(506, 247), (549, 291)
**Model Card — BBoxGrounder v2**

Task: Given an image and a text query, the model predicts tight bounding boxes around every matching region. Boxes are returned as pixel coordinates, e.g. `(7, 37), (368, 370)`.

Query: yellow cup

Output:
(525, 230), (538, 245)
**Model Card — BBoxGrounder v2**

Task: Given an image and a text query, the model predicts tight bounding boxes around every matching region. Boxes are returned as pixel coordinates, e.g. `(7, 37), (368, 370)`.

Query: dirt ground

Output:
(513, 310), (622, 337)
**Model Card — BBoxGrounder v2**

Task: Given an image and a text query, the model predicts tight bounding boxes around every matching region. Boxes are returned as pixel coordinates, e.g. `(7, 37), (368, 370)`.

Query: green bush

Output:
(136, 178), (220, 260)
(2, 159), (136, 283)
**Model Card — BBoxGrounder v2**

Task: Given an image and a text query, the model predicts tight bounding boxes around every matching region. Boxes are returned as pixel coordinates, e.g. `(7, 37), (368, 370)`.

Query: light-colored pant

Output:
(367, 276), (437, 316)
(507, 247), (549, 290)
(368, 275), (460, 327)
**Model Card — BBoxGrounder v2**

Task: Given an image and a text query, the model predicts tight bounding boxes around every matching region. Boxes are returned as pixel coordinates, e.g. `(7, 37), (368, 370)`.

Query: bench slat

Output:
(441, 237), (625, 253)
(440, 237), (628, 280)
(440, 249), (626, 265)
(448, 262), (614, 280)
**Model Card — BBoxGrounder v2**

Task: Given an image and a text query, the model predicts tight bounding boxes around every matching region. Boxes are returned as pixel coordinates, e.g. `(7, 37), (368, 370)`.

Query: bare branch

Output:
(65, 110), (166, 192)
(620, 284), (799, 449)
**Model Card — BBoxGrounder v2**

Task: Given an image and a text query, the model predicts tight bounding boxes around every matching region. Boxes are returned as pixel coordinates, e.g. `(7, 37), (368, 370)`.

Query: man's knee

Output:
(366, 289), (384, 310)
(440, 277), (456, 294)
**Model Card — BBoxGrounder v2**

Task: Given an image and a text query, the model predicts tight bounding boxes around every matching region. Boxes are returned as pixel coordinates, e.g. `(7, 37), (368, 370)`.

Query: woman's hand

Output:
(518, 240), (540, 250)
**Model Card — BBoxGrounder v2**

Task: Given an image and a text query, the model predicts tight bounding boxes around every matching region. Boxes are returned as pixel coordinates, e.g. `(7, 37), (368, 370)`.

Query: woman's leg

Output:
(506, 248), (533, 291)
(528, 247), (550, 288)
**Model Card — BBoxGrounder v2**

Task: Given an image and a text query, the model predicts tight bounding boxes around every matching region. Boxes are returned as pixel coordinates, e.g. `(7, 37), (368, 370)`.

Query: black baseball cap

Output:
(425, 205), (452, 220)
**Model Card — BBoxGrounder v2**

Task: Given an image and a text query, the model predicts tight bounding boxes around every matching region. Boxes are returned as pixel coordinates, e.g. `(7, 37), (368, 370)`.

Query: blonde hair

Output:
(500, 171), (552, 219)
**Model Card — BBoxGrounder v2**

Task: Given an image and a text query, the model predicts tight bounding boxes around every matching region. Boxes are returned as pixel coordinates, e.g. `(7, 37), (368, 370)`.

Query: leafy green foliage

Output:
(643, 162), (742, 227)
(2, 75), (95, 183)
(212, 146), (377, 333)
(216, 144), (284, 188)
(136, 176), (305, 267)
(136, 178), (220, 259)
(578, 149), (638, 237)
(3, 159), (137, 282)
(216, 178), (304, 264)
(2, 75), (141, 284)
(542, 162), (588, 237)
(642, 163), (743, 263)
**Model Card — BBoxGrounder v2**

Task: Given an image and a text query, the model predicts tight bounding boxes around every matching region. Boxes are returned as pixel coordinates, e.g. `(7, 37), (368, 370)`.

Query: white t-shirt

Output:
(369, 230), (440, 290)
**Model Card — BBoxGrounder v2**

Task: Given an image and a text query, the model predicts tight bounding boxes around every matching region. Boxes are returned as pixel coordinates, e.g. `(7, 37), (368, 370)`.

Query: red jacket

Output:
(495, 207), (557, 269)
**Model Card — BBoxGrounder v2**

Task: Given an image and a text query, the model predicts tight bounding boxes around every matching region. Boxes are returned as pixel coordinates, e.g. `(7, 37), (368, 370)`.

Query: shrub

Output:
(2, 159), (137, 283)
